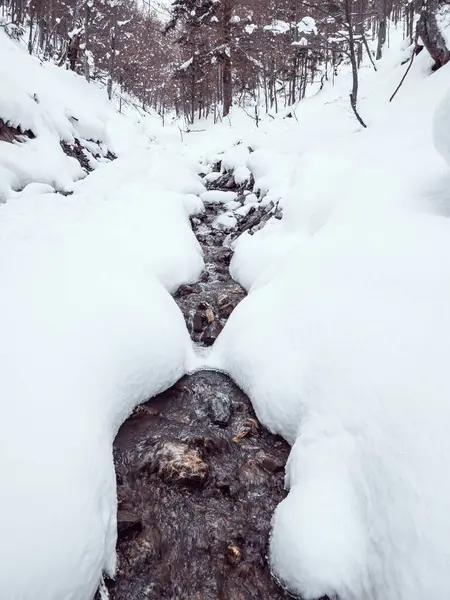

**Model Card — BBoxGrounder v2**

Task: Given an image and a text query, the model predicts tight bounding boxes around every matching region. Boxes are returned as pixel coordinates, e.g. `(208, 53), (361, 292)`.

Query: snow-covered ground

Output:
(201, 31), (450, 600)
(0, 28), (205, 600)
(3, 20), (450, 600)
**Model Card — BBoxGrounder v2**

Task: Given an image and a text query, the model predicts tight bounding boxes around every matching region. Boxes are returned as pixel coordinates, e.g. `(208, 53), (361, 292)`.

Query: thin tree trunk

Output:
(345, 0), (367, 127)
(107, 3), (117, 100)
(376, 0), (387, 59)
(84, 2), (91, 81)
(222, 0), (233, 117)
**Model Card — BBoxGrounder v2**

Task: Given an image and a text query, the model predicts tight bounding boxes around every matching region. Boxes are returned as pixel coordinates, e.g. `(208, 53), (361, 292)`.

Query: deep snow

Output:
(3, 18), (450, 600)
(0, 28), (206, 600)
(202, 30), (450, 600)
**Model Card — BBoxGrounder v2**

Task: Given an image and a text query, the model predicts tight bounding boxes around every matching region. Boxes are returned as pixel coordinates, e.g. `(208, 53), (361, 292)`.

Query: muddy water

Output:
(107, 172), (293, 600)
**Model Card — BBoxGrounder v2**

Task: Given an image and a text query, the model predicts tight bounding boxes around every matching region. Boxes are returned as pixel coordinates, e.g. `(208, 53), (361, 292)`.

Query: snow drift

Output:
(0, 30), (206, 600)
(206, 32), (450, 600)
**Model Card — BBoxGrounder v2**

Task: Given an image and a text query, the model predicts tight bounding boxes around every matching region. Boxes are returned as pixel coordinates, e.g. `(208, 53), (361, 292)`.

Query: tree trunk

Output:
(376, 0), (387, 59)
(417, 0), (450, 70)
(107, 4), (118, 100)
(84, 3), (91, 82)
(345, 0), (367, 127)
(222, 0), (233, 117)
(68, 33), (80, 71)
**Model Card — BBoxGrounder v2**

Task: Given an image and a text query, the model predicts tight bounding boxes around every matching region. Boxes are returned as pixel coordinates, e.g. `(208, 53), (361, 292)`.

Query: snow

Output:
(4, 15), (450, 600)
(212, 212), (237, 230)
(201, 189), (237, 204)
(200, 29), (450, 600)
(436, 3), (450, 49)
(234, 165), (251, 185)
(203, 171), (221, 183)
(244, 192), (259, 204)
(0, 28), (166, 201)
(224, 199), (241, 211)
(234, 203), (257, 217)
(0, 28), (205, 600)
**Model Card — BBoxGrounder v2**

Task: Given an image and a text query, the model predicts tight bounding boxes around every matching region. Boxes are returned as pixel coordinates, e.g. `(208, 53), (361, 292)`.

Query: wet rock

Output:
(192, 310), (204, 333)
(226, 543), (243, 566)
(217, 291), (243, 319)
(201, 319), (223, 346)
(117, 510), (142, 541)
(209, 392), (232, 426)
(260, 455), (285, 474)
(152, 441), (209, 486)
(176, 284), (198, 297)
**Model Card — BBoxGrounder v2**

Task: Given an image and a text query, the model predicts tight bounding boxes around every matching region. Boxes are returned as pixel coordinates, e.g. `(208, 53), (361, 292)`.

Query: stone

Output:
(209, 392), (231, 427)
(260, 456), (285, 474)
(153, 441), (209, 486)
(192, 310), (204, 333)
(226, 543), (243, 566)
(117, 510), (142, 541)
(201, 320), (223, 346)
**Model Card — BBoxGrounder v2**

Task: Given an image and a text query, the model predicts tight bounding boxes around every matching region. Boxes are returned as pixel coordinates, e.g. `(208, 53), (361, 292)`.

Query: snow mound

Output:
(201, 190), (238, 204)
(0, 29), (161, 202)
(212, 212), (237, 230)
(0, 139), (204, 598)
(206, 35), (450, 600)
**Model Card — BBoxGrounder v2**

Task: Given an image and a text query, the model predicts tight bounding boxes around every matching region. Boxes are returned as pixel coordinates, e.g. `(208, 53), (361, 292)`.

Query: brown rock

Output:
(154, 441), (209, 486)
(226, 543), (243, 566)
(260, 456), (285, 475)
(117, 510), (142, 541)
(201, 320), (223, 346)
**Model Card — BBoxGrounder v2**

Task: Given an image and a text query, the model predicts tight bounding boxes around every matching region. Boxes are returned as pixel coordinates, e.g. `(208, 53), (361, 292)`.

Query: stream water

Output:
(106, 167), (293, 600)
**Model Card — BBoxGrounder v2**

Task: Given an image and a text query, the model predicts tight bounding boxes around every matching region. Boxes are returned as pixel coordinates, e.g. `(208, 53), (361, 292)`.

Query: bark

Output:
(222, 0), (233, 117)
(84, 3), (91, 82)
(376, 0), (387, 59)
(417, 0), (450, 70)
(345, 0), (367, 127)
(68, 33), (80, 71)
(107, 4), (117, 100)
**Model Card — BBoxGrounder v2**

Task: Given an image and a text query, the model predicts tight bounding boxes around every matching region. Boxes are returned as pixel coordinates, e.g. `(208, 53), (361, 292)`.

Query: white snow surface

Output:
(195, 29), (450, 600)
(4, 20), (450, 600)
(212, 212), (237, 230)
(201, 189), (238, 204)
(0, 29), (205, 600)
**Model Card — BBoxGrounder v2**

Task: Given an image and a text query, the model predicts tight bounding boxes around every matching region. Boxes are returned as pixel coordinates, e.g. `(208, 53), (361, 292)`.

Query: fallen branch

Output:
(389, 46), (416, 102)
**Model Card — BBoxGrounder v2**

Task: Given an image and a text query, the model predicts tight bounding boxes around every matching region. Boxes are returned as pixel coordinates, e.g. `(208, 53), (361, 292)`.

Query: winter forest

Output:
(2, 0), (450, 599)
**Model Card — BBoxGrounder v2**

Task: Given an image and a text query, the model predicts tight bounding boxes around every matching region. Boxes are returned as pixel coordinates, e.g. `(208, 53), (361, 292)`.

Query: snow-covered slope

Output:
(195, 32), (450, 600)
(0, 28), (174, 201)
(0, 28), (206, 600)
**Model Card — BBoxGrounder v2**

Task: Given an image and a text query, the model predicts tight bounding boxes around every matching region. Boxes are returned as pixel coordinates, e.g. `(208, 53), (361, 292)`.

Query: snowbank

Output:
(207, 32), (450, 600)
(0, 144), (204, 598)
(0, 28), (171, 202)
(0, 32), (206, 597)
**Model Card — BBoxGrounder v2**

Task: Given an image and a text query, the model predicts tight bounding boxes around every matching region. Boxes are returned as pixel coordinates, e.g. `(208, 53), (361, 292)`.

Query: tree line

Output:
(1, 0), (449, 124)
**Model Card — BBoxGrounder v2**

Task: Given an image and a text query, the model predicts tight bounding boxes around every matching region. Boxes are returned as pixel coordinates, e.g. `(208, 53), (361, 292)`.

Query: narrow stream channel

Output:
(106, 164), (292, 600)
